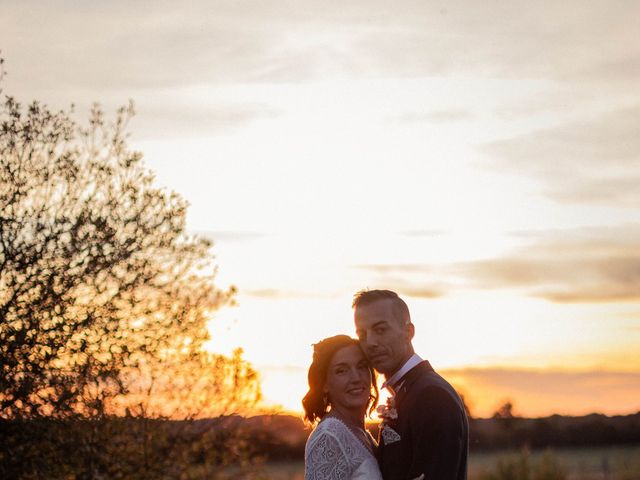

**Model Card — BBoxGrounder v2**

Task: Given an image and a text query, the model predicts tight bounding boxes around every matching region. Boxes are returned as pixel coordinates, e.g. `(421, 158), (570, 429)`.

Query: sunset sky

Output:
(2, 0), (639, 417)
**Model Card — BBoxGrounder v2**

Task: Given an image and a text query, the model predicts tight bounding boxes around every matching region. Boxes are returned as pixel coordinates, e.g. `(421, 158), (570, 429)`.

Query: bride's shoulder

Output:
(305, 417), (353, 461)
(307, 417), (347, 441)
(310, 416), (342, 432)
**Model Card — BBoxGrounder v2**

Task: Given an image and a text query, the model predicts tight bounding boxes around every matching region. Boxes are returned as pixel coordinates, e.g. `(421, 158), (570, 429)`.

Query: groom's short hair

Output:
(352, 289), (411, 325)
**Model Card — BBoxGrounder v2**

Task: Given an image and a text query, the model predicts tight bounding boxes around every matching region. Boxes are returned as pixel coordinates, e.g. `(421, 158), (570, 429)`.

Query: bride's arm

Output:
(305, 431), (350, 480)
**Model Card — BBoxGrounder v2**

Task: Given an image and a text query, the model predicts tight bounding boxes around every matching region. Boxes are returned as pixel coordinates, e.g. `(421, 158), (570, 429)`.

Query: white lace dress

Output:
(304, 417), (383, 480)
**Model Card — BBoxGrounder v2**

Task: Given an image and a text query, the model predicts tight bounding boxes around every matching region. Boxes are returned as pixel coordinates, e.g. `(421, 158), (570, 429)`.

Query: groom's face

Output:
(354, 298), (414, 377)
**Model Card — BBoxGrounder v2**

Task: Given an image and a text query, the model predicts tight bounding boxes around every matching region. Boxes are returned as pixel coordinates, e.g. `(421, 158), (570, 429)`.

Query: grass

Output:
(260, 445), (640, 480)
(471, 445), (640, 480)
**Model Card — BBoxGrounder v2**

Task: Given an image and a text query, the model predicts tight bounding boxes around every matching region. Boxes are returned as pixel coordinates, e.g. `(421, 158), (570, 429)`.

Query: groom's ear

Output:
(405, 322), (415, 341)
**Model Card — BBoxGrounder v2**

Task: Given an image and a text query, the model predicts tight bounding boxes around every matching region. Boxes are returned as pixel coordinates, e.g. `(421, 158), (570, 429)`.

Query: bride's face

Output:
(324, 344), (372, 412)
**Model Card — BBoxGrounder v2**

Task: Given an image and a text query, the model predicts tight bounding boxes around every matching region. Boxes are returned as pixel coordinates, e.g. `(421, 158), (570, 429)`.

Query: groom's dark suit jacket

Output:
(378, 361), (468, 480)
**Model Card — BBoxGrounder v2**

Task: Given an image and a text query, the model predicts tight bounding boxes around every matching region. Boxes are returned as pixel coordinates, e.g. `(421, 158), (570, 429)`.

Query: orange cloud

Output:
(354, 226), (640, 303)
(443, 367), (640, 418)
(459, 226), (640, 303)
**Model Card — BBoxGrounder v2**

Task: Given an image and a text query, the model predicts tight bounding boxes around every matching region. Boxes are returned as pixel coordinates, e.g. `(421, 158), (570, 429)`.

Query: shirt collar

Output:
(382, 353), (423, 393)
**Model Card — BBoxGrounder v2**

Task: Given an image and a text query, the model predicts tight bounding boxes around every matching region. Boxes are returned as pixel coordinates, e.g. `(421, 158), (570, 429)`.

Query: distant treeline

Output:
(243, 411), (640, 459)
(2, 412), (639, 477)
(468, 413), (640, 451)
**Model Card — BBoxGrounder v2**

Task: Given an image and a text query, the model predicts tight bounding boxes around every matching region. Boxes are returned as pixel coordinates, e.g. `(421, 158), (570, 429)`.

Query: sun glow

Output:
(205, 286), (640, 418)
(4, 0), (640, 427)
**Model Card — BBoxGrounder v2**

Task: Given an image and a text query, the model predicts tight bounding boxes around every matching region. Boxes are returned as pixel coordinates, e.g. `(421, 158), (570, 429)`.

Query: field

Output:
(260, 445), (640, 480)
(4, 415), (640, 478)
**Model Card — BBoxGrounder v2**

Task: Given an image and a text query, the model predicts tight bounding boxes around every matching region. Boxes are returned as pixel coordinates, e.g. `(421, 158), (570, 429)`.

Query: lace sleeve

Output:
(305, 429), (351, 480)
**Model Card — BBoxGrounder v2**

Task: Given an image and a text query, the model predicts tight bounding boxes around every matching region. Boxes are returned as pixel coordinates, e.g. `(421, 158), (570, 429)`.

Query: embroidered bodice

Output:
(304, 417), (382, 480)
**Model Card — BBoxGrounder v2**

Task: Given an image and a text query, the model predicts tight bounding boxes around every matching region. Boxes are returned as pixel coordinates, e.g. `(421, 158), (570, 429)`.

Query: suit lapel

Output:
(394, 360), (434, 406)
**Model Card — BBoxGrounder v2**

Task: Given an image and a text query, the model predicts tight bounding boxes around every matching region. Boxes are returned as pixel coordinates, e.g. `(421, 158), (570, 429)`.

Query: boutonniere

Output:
(377, 396), (398, 427)
(377, 396), (401, 445)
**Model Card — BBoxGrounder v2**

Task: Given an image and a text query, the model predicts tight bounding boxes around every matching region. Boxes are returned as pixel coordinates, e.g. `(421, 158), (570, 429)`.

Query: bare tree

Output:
(0, 61), (250, 420)
(0, 56), (266, 479)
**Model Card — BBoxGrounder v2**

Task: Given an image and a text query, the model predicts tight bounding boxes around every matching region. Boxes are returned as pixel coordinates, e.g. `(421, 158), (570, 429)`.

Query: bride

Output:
(302, 335), (382, 480)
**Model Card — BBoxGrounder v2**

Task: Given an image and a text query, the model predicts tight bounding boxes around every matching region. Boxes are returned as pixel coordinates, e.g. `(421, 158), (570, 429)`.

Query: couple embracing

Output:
(303, 290), (469, 480)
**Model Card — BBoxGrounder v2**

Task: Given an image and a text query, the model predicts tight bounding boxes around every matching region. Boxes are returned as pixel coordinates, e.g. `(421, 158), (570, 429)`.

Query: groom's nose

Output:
(363, 331), (379, 348)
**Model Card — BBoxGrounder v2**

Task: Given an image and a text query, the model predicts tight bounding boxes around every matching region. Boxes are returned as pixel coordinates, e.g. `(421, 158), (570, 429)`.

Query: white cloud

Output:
(3, 0), (638, 95)
(458, 225), (640, 302)
(482, 107), (640, 206)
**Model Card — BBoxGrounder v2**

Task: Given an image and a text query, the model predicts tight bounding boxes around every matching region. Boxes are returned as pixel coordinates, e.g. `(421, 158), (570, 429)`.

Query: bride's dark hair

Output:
(302, 334), (378, 424)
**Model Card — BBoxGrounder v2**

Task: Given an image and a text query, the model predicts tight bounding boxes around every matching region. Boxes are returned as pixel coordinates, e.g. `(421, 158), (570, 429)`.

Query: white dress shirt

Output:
(382, 353), (423, 393)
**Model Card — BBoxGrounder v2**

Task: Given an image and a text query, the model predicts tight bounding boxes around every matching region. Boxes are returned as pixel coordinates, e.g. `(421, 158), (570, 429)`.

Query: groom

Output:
(353, 289), (468, 480)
